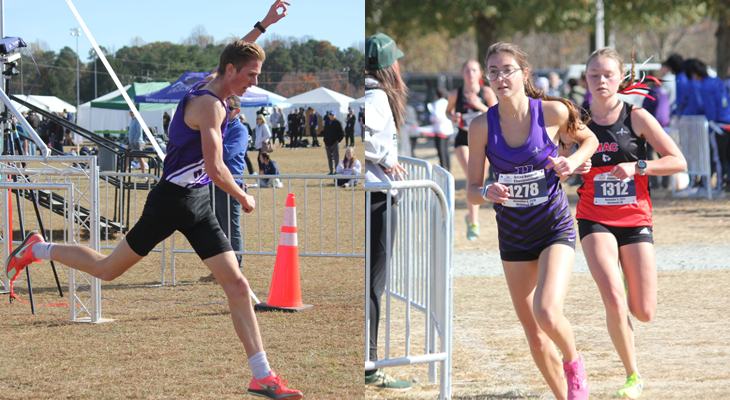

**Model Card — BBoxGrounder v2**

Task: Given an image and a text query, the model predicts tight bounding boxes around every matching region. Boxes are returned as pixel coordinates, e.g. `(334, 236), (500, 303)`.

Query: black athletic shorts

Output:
(454, 128), (469, 148)
(126, 179), (232, 259)
(577, 219), (654, 247)
(500, 236), (576, 262)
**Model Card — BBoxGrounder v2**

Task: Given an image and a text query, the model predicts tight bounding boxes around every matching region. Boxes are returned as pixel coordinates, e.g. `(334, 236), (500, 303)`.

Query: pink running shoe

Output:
(247, 369), (303, 399)
(563, 353), (589, 400)
(5, 231), (44, 282)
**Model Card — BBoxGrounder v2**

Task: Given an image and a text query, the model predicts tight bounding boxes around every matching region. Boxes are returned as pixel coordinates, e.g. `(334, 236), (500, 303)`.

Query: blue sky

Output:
(5, 0), (365, 59)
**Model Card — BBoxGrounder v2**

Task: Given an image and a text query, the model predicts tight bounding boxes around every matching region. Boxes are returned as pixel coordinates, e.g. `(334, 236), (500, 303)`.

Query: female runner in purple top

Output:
(467, 42), (598, 400)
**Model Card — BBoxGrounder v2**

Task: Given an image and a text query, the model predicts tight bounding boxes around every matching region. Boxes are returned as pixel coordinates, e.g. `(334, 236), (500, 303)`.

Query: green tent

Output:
(90, 82), (175, 111)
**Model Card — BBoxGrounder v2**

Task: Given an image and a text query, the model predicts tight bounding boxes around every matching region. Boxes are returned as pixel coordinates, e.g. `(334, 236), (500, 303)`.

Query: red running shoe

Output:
(6, 231), (44, 282)
(247, 370), (302, 399)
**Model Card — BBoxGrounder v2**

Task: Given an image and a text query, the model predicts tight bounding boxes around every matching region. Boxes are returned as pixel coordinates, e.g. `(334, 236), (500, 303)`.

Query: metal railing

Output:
(668, 115), (713, 198)
(365, 156), (454, 399)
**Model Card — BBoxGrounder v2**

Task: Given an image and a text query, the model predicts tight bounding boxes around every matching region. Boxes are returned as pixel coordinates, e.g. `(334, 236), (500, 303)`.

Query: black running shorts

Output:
(577, 219), (654, 247)
(126, 179), (233, 259)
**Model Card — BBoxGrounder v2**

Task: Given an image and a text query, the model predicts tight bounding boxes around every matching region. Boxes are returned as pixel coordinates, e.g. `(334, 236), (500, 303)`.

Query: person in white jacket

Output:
(335, 147), (362, 186)
(429, 88), (453, 171)
(364, 32), (412, 391)
(254, 114), (272, 171)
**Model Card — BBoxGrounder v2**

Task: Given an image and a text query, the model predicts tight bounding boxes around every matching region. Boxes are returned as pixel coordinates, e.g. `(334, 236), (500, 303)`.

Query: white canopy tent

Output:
(284, 87), (355, 124)
(11, 95), (50, 114)
(13, 95), (74, 113)
(238, 86), (290, 129)
(77, 86), (175, 139)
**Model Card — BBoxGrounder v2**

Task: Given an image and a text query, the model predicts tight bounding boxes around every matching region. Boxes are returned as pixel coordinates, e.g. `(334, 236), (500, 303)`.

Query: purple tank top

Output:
(485, 98), (575, 252)
(161, 81), (229, 188)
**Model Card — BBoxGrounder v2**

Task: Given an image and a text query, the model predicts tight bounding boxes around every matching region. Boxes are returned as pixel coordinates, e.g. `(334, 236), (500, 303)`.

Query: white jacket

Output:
(364, 78), (400, 195)
(254, 123), (271, 150)
(429, 97), (454, 137)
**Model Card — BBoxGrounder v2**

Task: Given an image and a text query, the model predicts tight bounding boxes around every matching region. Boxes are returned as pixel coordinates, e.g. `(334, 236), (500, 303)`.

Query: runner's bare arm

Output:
(544, 101), (598, 177)
(445, 89), (461, 124)
(466, 115), (506, 204)
(206, 0), (289, 81)
(241, 0), (290, 43)
(196, 97), (256, 212)
(626, 107), (687, 176)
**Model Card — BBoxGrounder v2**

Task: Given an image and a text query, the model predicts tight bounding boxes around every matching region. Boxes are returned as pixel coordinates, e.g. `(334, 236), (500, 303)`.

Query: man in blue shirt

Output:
(127, 110), (147, 174)
(201, 94), (249, 281)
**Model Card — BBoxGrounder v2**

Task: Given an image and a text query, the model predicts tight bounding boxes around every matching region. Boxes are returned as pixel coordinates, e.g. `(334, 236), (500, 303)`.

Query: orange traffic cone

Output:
(255, 193), (313, 312)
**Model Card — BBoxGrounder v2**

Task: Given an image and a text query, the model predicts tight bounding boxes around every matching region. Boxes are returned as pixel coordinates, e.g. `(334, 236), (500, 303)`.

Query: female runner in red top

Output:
(576, 47), (686, 399)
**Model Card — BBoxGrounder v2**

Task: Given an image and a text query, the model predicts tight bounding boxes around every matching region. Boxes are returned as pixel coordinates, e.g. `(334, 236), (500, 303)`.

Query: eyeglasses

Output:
(228, 106), (239, 111)
(486, 68), (522, 81)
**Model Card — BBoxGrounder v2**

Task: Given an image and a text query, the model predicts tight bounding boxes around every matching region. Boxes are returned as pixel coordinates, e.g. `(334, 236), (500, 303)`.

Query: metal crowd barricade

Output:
(166, 174), (366, 285)
(0, 156), (108, 323)
(668, 115), (713, 198)
(365, 156), (454, 400)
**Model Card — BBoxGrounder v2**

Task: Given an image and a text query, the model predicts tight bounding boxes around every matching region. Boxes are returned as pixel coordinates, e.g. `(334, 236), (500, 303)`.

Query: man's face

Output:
(227, 59), (263, 97)
(226, 99), (240, 121)
(328, 113), (335, 120)
(129, 111), (135, 118)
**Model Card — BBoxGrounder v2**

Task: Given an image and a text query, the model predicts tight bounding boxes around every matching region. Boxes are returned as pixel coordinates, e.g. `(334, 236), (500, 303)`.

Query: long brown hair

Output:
(365, 63), (408, 134)
(343, 147), (357, 169)
(485, 42), (584, 139)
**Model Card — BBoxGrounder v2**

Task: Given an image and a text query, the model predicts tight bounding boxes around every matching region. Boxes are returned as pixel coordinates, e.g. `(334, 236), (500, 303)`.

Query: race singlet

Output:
(498, 169), (548, 208)
(594, 172), (637, 205)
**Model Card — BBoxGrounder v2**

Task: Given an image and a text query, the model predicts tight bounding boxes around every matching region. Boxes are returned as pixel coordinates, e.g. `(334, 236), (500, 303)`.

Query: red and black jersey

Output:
(576, 102), (653, 227)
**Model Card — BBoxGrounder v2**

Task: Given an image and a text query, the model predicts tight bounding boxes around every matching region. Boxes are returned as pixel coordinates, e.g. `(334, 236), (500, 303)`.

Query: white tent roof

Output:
(13, 95), (76, 113)
(11, 95), (50, 113)
(284, 87), (355, 124)
(244, 85), (289, 104)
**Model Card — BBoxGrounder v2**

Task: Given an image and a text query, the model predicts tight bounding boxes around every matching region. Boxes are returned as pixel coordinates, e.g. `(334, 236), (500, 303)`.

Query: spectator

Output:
(580, 72), (592, 110)
(686, 58), (730, 190)
(270, 107), (286, 147)
(358, 105), (365, 142)
(345, 107), (356, 148)
(536, 76), (550, 93)
(288, 108), (299, 149)
(336, 147), (362, 186)
(39, 115), (50, 146)
(53, 113), (65, 150)
(566, 78), (586, 106)
(429, 88), (452, 170)
(239, 115), (255, 175)
(63, 108), (75, 145)
(664, 54), (688, 114)
(27, 110), (40, 133)
(127, 110), (147, 175)
(254, 114), (272, 171)
(308, 108), (320, 147)
(296, 107), (306, 146)
(258, 152), (281, 188)
(643, 72), (673, 189)
(680, 58), (704, 116)
(200, 95), (249, 282)
(322, 109), (344, 174)
(162, 111), (171, 137)
(547, 71), (562, 97)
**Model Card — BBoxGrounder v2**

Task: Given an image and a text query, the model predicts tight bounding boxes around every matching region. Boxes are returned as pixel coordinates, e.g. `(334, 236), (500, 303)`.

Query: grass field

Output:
(0, 144), (367, 399)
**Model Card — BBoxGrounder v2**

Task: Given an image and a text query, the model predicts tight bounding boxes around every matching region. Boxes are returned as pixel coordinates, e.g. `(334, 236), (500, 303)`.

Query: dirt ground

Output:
(0, 145), (367, 399)
(366, 142), (730, 400)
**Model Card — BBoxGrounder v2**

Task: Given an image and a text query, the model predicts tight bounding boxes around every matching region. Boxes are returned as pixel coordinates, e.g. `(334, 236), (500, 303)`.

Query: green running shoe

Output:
(465, 215), (479, 241)
(617, 373), (643, 399)
(365, 370), (413, 391)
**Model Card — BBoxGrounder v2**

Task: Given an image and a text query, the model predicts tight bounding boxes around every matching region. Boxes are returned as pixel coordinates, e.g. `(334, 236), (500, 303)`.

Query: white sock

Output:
(248, 351), (271, 380)
(32, 242), (54, 260)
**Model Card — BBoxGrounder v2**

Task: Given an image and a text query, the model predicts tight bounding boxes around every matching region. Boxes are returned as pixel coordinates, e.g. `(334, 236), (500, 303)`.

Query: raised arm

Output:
(241, 1), (290, 43)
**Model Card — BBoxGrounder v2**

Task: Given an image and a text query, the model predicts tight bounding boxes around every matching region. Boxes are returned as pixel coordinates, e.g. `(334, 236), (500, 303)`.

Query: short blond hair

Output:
(217, 40), (266, 76)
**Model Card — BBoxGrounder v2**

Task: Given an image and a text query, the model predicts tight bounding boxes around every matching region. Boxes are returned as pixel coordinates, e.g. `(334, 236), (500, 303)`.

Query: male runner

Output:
(5, 2), (302, 399)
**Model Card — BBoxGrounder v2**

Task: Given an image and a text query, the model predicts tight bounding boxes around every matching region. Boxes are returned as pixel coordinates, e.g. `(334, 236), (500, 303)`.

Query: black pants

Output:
(434, 136), (450, 171)
(345, 128), (355, 147)
(716, 130), (730, 186)
(311, 128), (319, 146)
(290, 129), (299, 148)
(367, 191), (397, 370)
(243, 153), (254, 175)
